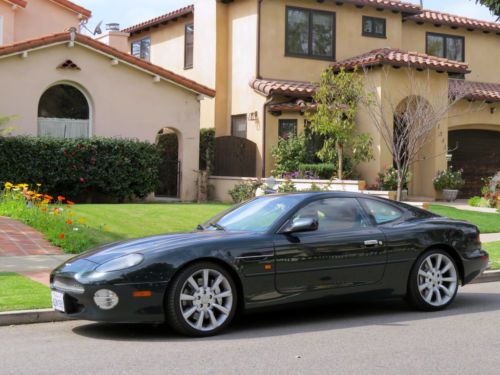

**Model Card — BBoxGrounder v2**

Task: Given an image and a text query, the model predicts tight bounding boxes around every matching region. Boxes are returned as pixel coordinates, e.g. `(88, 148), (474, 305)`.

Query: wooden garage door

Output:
(449, 130), (500, 198)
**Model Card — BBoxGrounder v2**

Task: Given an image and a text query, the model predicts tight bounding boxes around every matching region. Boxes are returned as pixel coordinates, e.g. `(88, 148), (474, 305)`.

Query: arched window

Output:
(38, 84), (90, 138)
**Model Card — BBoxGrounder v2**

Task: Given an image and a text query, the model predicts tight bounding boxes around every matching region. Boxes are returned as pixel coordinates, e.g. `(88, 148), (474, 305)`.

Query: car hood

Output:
(69, 230), (248, 265)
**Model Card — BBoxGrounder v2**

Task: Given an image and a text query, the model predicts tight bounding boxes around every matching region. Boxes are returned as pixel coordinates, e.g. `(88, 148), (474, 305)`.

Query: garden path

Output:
(0, 216), (71, 286)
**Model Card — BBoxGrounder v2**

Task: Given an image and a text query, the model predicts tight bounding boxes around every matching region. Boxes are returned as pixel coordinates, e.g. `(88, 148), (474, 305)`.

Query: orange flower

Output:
(44, 194), (53, 201)
(66, 200), (75, 205)
(53, 207), (59, 213)
(66, 219), (73, 225)
(59, 233), (65, 239)
(40, 207), (47, 212)
(57, 195), (65, 202)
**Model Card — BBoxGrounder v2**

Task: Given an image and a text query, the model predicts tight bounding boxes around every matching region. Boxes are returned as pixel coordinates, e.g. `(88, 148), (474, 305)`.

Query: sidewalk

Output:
(0, 216), (70, 286)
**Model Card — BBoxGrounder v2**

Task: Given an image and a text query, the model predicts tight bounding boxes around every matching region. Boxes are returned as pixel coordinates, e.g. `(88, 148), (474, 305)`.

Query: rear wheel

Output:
(165, 262), (237, 337)
(407, 250), (459, 311)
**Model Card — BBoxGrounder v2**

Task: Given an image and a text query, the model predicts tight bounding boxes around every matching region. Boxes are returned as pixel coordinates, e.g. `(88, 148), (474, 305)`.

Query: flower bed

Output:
(0, 183), (111, 253)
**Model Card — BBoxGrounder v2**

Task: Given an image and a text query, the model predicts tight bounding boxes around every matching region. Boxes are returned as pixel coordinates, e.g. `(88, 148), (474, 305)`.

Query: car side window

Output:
(362, 199), (402, 224)
(292, 198), (371, 233)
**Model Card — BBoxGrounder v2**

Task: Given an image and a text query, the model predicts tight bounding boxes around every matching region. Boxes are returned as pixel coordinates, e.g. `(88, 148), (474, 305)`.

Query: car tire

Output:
(407, 249), (459, 311)
(165, 262), (238, 337)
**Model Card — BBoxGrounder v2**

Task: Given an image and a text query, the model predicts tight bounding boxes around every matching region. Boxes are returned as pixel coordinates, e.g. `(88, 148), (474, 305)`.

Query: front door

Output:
(274, 197), (387, 294)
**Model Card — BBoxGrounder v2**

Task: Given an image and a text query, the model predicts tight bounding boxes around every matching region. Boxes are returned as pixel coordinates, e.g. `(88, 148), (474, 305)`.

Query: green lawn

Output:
(429, 205), (500, 233)
(72, 203), (231, 242)
(484, 242), (500, 270)
(0, 273), (51, 312)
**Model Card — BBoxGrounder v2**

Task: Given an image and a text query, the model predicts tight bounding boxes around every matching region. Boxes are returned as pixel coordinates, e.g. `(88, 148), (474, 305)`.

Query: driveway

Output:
(1, 281), (499, 374)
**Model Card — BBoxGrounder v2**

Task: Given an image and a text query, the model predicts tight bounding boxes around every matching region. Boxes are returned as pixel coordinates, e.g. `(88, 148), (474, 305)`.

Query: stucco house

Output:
(123, 0), (500, 199)
(0, 0), (216, 201)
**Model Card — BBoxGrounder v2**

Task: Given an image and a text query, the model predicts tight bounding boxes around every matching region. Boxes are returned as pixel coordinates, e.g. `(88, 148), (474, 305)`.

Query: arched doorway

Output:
(449, 129), (500, 197)
(156, 128), (181, 197)
(38, 83), (90, 138)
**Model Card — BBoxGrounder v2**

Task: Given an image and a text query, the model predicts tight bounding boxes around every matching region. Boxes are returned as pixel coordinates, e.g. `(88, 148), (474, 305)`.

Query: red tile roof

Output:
(0, 31), (215, 97)
(449, 79), (500, 102)
(406, 9), (500, 34)
(250, 78), (318, 97)
(49, 0), (91, 18)
(2, 0), (27, 7)
(331, 48), (470, 74)
(122, 5), (194, 35)
(339, 0), (421, 13)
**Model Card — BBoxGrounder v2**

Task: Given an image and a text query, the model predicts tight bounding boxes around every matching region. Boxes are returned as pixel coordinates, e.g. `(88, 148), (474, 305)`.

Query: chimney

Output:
(95, 23), (130, 53)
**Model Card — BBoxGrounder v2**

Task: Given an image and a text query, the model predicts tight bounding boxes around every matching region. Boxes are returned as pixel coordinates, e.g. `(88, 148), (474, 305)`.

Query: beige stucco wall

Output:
(259, 0), (403, 82)
(0, 43), (203, 201)
(10, 0), (81, 42)
(0, 2), (15, 45)
(402, 21), (500, 84)
(449, 100), (500, 131)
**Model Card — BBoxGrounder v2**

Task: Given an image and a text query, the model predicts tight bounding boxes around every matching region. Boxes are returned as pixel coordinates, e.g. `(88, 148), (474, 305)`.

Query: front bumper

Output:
(51, 276), (169, 323)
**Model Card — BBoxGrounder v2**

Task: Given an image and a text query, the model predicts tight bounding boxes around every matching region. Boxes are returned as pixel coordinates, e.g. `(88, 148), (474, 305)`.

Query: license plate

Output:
(51, 290), (65, 312)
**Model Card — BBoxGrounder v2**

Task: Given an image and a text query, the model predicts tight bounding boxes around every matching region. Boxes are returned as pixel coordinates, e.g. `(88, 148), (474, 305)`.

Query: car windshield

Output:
(204, 195), (303, 232)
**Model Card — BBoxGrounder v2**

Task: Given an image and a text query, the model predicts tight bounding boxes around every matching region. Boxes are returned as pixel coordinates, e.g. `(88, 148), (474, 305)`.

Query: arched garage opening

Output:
(156, 127), (181, 198)
(449, 129), (500, 197)
(38, 83), (90, 138)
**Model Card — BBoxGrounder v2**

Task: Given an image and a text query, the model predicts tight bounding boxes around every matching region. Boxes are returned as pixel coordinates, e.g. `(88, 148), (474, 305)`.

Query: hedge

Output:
(0, 137), (161, 202)
(298, 163), (335, 180)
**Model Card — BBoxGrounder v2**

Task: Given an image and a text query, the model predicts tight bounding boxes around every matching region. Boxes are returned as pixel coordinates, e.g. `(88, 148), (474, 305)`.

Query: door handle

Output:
(364, 240), (382, 247)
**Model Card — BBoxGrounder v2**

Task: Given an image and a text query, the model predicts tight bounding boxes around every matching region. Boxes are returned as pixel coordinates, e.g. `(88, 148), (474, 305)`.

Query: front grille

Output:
(52, 277), (85, 294)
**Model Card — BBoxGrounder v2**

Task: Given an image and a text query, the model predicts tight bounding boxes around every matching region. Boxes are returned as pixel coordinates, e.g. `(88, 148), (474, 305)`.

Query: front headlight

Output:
(95, 253), (144, 272)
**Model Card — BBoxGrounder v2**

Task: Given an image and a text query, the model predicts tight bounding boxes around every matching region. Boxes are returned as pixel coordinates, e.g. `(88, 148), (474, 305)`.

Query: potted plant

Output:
(377, 167), (411, 200)
(433, 167), (465, 202)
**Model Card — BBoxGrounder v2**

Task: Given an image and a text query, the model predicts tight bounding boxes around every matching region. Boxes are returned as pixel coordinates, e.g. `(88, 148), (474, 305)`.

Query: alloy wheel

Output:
(417, 253), (458, 307)
(178, 268), (234, 332)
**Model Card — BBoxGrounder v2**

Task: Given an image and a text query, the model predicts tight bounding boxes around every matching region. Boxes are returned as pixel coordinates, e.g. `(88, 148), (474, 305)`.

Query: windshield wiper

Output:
(207, 222), (226, 231)
(196, 224), (205, 231)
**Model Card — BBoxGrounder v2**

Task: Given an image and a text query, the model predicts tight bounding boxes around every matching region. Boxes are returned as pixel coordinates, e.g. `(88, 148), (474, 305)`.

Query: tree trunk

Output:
(396, 171), (403, 202)
(337, 142), (343, 180)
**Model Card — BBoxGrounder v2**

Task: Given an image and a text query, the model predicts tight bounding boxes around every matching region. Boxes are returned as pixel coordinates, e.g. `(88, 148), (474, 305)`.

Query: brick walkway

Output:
(0, 216), (62, 257)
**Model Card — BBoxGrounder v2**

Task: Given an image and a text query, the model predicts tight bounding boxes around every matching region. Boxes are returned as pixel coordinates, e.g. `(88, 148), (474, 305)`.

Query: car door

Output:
(274, 197), (387, 294)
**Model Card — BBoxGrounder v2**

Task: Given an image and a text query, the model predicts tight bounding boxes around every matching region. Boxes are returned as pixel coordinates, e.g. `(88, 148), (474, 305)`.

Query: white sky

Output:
(76, 0), (497, 32)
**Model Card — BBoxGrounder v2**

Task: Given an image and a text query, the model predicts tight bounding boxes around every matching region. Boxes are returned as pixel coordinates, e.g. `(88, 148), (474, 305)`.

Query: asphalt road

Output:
(1, 282), (500, 375)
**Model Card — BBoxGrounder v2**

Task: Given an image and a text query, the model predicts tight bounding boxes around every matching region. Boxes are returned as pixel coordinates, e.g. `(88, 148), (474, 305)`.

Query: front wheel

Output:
(407, 250), (459, 311)
(165, 262), (237, 337)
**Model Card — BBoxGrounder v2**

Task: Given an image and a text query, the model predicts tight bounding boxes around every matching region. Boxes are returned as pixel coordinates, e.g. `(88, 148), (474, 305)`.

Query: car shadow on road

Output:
(72, 290), (500, 342)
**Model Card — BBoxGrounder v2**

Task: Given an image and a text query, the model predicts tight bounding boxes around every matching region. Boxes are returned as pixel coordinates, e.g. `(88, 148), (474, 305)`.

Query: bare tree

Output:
(362, 67), (475, 201)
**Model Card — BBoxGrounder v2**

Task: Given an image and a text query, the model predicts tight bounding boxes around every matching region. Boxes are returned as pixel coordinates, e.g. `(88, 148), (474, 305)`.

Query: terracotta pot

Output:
(442, 189), (459, 202)
(358, 180), (367, 191)
(388, 191), (397, 200)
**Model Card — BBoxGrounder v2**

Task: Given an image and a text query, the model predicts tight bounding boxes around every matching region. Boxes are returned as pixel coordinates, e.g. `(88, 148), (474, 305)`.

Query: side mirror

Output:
(283, 217), (318, 234)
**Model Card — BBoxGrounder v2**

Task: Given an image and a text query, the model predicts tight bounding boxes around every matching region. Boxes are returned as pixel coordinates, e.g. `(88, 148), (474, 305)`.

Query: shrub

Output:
(0, 137), (161, 202)
(468, 196), (481, 207)
(228, 180), (262, 203)
(377, 166), (411, 190)
(199, 128), (215, 171)
(298, 163), (334, 180)
(481, 176), (500, 208)
(433, 168), (465, 191)
(271, 134), (307, 177)
(277, 179), (297, 193)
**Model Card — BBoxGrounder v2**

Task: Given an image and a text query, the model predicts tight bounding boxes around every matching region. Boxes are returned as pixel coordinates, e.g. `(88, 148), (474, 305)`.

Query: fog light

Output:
(93, 289), (119, 310)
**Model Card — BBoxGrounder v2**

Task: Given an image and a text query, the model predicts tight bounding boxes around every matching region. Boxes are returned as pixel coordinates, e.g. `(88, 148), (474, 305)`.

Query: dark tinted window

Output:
(292, 198), (371, 233)
(131, 37), (151, 61)
(286, 7), (335, 60)
(184, 23), (194, 69)
(362, 16), (386, 38)
(363, 199), (402, 224)
(426, 33), (464, 62)
(231, 115), (247, 138)
(279, 119), (297, 139)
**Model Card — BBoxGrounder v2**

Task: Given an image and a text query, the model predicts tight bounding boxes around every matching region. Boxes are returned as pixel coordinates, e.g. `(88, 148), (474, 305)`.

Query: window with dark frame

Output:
(278, 119), (298, 139)
(184, 23), (194, 69)
(362, 16), (386, 38)
(231, 115), (247, 138)
(285, 6), (335, 61)
(131, 37), (151, 61)
(426, 32), (464, 62)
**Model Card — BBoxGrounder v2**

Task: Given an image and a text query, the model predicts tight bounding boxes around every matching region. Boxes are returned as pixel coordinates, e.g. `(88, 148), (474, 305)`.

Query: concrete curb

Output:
(0, 309), (73, 327)
(470, 269), (500, 284)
